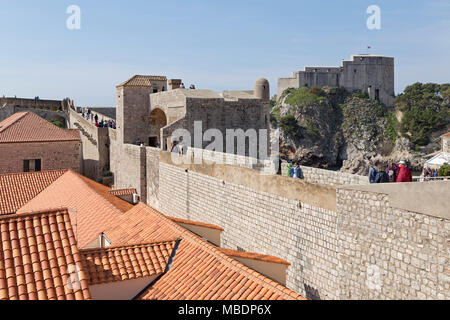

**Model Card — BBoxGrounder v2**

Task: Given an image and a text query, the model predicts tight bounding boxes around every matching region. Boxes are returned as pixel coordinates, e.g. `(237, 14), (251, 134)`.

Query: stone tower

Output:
(277, 54), (395, 106)
(254, 78), (270, 101)
(116, 75), (167, 144)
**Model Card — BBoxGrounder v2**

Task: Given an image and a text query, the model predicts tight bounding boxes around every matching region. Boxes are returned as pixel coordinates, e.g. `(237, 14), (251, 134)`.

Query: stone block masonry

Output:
(0, 97), (70, 112)
(69, 108), (110, 180)
(0, 141), (80, 174)
(157, 162), (342, 299)
(110, 140), (147, 202)
(112, 144), (449, 300)
(337, 188), (449, 300)
(281, 162), (368, 186)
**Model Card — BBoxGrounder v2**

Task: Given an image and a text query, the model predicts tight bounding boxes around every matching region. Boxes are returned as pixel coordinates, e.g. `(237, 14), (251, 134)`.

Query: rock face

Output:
(273, 87), (345, 168)
(272, 86), (449, 175)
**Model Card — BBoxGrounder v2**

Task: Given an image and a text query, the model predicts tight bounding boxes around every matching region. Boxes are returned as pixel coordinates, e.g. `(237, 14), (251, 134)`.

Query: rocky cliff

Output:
(271, 83), (450, 175)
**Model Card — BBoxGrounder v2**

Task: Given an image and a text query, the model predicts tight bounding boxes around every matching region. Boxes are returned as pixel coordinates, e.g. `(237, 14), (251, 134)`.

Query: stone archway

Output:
(149, 108), (167, 147)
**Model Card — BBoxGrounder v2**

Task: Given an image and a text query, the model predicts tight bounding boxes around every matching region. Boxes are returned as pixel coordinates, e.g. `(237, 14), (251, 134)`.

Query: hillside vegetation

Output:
(271, 82), (450, 174)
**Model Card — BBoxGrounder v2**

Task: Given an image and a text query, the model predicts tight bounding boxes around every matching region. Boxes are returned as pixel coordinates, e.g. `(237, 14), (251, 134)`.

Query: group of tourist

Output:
(81, 109), (116, 129)
(286, 161), (304, 179)
(179, 83), (196, 89)
(369, 161), (412, 184)
(422, 167), (439, 178)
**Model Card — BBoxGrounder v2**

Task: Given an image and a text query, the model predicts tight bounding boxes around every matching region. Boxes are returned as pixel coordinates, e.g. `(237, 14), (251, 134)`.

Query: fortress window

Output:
(153, 89), (158, 93)
(354, 69), (357, 74)
(375, 89), (380, 101)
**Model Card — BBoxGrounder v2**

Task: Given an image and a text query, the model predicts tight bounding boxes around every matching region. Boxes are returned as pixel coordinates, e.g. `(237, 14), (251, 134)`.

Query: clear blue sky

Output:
(0, 0), (449, 106)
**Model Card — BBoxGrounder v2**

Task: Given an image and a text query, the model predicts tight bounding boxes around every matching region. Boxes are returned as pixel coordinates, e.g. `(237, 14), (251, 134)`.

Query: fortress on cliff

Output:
(278, 54), (395, 106)
(1, 54), (448, 300)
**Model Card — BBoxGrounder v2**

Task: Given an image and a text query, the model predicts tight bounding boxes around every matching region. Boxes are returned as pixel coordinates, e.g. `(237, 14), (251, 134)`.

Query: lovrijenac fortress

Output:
(278, 54), (395, 106)
(3, 58), (448, 299)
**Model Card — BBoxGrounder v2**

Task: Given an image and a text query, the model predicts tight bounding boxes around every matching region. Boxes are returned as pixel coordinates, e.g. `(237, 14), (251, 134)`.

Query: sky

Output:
(0, 0), (449, 106)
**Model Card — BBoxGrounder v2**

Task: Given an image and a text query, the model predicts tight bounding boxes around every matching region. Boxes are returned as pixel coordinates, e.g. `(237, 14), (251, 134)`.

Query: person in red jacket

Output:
(396, 161), (412, 182)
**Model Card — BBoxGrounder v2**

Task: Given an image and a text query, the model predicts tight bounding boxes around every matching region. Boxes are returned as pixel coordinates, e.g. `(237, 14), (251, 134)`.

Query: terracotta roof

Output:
(0, 112), (80, 143)
(108, 188), (137, 197)
(1, 169), (303, 300)
(168, 216), (224, 231)
(17, 170), (134, 248)
(218, 248), (291, 266)
(80, 240), (176, 285)
(442, 132), (450, 137)
(117, 75), (167, 87)
(104, 203), (305, 300)
(0, 170), (67, 215)
(0, 208), (91, 300)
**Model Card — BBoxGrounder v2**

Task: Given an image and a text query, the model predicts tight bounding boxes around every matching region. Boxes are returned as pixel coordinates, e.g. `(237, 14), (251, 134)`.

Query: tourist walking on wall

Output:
(368, 163), (378, 184)
(375, 165), (389, 183)
(171, 141), (180, 154)
(290, 162), (303, 179)
(386, 164), (395, 182)
(392, 163), (400, 181)
(396, 161), (413, 182)
(286, 161), (293, 177)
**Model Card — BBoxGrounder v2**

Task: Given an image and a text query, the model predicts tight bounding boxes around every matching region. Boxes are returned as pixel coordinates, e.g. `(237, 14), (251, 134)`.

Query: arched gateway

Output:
(148, 108), (167, 147)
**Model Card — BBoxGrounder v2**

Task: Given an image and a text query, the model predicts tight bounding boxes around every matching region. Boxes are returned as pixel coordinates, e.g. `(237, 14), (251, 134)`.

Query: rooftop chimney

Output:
(168, 79), (182, 90)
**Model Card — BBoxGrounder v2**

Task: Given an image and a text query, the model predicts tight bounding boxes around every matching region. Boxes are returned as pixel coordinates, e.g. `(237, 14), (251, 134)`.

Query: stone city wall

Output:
(0, 105), (69, 127)
(110, 141), (146, 202)
(186, 147), (275, 173)
(69, 109), (109, 180)
(156, 161), (341, 299)
(111, 145), (449, 300)
(0, 97), (67, 111)
(336, 186), (449, 300)
(281, 162), (368, 186)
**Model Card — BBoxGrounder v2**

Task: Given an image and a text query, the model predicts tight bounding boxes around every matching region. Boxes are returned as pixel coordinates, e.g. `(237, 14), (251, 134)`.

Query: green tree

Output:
(395, 82), (450, 146)
(279, 115), (299, 138)
(48, 119), (64, 128)
(438, 163), (450, 177)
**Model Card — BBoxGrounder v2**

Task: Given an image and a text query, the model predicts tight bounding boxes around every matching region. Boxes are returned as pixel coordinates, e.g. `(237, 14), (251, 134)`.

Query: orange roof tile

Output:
(168, 216), (224, 231)
(108, 188), (137, 197)
(80, 240), (177, 285)
(442, 132), (450, 137)
(0, 170), (67, 215)
(17, 170), (133, 248)
(0, 112), (80, 143)
(218, 248), (291, 266)
(117, 75), (167, 88)
(1, 170), (303, 300)
(104, 203), (305, 300)
(0, 208), (91, 300)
